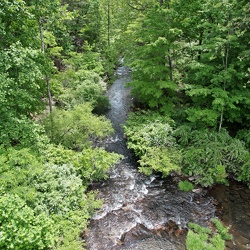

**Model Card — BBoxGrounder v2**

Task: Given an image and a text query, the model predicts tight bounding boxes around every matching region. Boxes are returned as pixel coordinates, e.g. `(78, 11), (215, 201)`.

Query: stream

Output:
(85, 65), (250, 250)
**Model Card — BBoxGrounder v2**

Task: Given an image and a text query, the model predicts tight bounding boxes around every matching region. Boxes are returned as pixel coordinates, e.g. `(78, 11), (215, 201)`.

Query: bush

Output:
(178, 180), (194, 191)
(238, 153), (250, 188)
(0, 147), (44, 203)
(124, 111), (180, 177)
(42, 103), (114, 149)
(51, 48), (109, 113)
(0, 145), (106, 249)
(0, 114), (48, 150)
(139, 147), (181, 177)
(175, 127), (249, 186)
(124, 111), (176, 157)
(32, 164), (86, 215)
(31, 163), (102, 249)
(186, 219), (232, 250)
(44, 144), (122, 184)
(0, 194), (56, 250)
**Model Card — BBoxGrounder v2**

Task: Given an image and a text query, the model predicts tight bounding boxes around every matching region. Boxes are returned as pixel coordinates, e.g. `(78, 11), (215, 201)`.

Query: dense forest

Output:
(0, 0), (249, 249)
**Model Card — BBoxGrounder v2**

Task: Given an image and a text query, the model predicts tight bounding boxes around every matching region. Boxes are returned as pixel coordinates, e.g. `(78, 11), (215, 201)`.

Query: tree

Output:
(123, 1), (181, 113)
(179, 0), (250, 130)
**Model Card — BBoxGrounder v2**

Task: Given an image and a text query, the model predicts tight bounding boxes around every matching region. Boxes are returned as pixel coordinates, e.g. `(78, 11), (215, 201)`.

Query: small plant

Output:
(186, 219), (233, 250)
(178, 180), (194, 191)
(211, 219), (233, 241)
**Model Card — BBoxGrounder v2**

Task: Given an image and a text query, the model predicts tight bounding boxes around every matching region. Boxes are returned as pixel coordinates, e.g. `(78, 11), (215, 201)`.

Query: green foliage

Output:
(0, 114), (49, 149)
(185, 108), (218, 128)
(139, 147), (181, 177)
(73, 147), (122, 182)
(124, 111), (175, 157)
(0, 194), (56, 250)
(186, 219), (232, 250)
(237, 154), (250, 188)
(44, 144), (122, 184)
(178, 180), (194, 192)
(122, 3), (181, 113)
(42, 103), (114, 149)
(0, 145), (106, 250)
(64, 49), (104, 74)
(211, 219), (233, 241)
(31, 163), (102, 249)
(0, 147), (44, 202)
(32, 164), (86, 214)
(236, 129), (250, 150)
(124, 111), (180, 177)
(0, 42), (45, 116)
(51, 49), (110, 113)
(175, 127), (249, 186)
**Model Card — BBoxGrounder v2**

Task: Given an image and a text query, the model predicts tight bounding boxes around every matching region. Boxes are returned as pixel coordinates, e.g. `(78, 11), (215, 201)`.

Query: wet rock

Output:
(192, 188), (203, 194)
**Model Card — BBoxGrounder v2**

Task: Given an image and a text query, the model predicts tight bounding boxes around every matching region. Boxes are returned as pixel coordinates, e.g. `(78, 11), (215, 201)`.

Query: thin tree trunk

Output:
(168, 52), (173, 81)
(197, 30), (203, 61)
(107, 1), (110, 46)
(218, 46), (229, 132)
(167, 0), (173, 81)
(39, 19), (53, 113)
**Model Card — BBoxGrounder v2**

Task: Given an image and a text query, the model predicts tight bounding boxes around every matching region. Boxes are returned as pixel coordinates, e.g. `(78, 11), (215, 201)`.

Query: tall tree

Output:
(181, 0), (250, 129)
(122, 1), (181, 113)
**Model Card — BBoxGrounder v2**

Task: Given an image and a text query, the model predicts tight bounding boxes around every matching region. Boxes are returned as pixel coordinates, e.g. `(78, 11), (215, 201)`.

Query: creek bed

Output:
(85, 66), (218, 249)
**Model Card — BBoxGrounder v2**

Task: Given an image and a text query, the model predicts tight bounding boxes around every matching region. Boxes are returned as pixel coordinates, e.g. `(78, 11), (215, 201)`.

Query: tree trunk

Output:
(39, 19), (53, 113)
(197, 30), (203, 61)
(218, 46), (229, 132)
(107, 1), (110, 46)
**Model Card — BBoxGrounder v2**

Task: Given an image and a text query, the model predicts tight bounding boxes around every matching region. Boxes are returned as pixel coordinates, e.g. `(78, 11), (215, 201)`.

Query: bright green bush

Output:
(55, 72), (109, 113)
(0, 145), (107, 250)
(0, 147), (44, 202)
(175, 127), (249, 186)
(139, 147), (181, 176)
(44, 144), (122, 184)
(51, 48), (110, 113)
(31, 163), (102, 250)
(0, 114), (48, 150)
(178, 180), (194, 191)
(186, 219), (232, 250)
(42, 103), (114, 149)
(33, 164), (86, 214)
(211, 219), (233, 241)
(0, 194), (56, 250)
(124, 111), (175, 157)
(124, 111), (180, 177)
(73, 147), (122, 182)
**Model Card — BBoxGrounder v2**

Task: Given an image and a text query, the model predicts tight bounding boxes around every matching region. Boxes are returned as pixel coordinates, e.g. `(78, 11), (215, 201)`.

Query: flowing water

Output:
(85, 65), (250, 250)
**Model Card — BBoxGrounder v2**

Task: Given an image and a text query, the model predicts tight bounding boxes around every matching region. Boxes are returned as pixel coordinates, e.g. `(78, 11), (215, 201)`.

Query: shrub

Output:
(124, 111), (175, 157)
(124, 111), (180, 177)
(238, 153), (250, 188)
(178, 180), (194, 191)
(186, 219), (232, 250)
(0, 114), (48, 150)
(139, 147), (181, 177)
(44, 144), (122, 184)
(0, 194), (56, 250)
(42, 103), (114, 149)
(0, 147), (44, 203)
(175, 127), (249, 186)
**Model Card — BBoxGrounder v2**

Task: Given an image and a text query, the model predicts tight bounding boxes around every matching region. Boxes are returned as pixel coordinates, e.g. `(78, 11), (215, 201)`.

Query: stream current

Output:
(85, 65), (250, 250)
